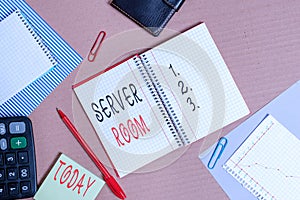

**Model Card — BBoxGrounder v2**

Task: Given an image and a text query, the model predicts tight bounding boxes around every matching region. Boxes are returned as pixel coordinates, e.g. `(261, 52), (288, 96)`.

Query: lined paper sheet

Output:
(223, 115), (300, 200)
(0, 10), (56, 105)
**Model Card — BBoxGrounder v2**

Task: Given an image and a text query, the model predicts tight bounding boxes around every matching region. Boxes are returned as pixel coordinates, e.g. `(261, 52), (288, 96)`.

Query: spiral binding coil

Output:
(223, 165), (267, 200)
(15, 10), (56, 65)
(134, 54), (190, 146)
(133, 56), (182, 147)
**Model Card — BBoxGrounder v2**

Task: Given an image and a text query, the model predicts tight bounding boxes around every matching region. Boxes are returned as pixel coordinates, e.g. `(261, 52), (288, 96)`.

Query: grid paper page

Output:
(74, 57), (179, 177)
(74, 23), (249, 177)
(0, 10), (56, 105)
(143, 23), (249, 144)
(223, 115), (300, 200)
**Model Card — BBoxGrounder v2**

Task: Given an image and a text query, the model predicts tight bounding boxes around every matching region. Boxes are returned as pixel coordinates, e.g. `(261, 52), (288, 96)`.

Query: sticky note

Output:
(34, 154), (105, 200)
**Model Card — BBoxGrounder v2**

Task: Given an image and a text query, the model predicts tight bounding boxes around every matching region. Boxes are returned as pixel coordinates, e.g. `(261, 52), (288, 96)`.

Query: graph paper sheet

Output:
(143, 23), (249, 144)
(223, 114), (300, 200)
(74, 23), (249, 178)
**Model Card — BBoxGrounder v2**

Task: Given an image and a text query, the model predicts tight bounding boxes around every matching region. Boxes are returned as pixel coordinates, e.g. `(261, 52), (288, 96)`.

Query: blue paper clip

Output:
(207, 137), (228, 169)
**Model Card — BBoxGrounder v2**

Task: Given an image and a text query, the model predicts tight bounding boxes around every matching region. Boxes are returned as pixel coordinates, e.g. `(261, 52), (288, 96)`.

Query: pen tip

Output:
(56, 107), (59, 111)
(105, 176), (126, 199)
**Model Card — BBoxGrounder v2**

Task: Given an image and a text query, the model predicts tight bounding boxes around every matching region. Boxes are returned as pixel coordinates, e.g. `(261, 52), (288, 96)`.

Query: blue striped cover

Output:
(0, 0), (82, 117)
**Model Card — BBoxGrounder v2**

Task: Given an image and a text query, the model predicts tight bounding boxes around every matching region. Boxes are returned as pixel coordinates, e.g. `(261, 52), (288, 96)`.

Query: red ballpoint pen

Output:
(56, 108), (126, 199)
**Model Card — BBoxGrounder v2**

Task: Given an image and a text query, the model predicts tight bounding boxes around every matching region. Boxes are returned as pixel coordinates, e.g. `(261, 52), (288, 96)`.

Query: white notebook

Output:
(0, 10), (56, 105)
(74, 23), (250, 177)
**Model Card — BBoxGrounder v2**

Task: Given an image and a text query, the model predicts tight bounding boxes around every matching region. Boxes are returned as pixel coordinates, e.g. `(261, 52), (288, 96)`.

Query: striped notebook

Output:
(0, 10), (56, 107)
(0, 0), (82, 117)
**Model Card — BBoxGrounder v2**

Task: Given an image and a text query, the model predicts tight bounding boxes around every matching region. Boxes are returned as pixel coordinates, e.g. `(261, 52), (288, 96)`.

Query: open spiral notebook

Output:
(73, 23), (249, 177)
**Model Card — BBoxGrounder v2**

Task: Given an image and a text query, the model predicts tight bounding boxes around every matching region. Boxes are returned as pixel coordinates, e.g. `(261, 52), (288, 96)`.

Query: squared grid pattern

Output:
(74, 23), (249, 177)
(223, 115), (300, 199)
(144, 23), (249, 143)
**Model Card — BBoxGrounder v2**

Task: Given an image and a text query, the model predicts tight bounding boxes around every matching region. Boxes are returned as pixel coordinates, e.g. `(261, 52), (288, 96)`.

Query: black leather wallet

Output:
(110, 0), (185, 36)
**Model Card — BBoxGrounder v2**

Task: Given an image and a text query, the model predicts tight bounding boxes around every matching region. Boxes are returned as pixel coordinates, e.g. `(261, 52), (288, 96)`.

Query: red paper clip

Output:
(88, 31), (106, 62)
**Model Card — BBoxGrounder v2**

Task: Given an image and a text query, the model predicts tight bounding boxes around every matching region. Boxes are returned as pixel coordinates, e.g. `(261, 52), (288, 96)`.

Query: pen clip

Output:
(88, 31), (106, 62)
(207, 137), (228, 169)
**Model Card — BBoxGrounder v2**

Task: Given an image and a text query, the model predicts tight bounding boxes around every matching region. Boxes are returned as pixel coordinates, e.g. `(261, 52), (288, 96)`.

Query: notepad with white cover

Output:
(73, 23), (250, 177)
(0, 0), (82, 117)
(0, 9), (56, 106)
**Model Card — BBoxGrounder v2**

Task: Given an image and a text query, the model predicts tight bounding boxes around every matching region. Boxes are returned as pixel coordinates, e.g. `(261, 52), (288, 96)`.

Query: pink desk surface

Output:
(26, 0), (300, 199)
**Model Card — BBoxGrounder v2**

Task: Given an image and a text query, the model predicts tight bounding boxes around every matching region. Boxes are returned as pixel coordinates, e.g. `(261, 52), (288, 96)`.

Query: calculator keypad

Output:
(0, 117), (37, 199)
(0, 139), (7, 150)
